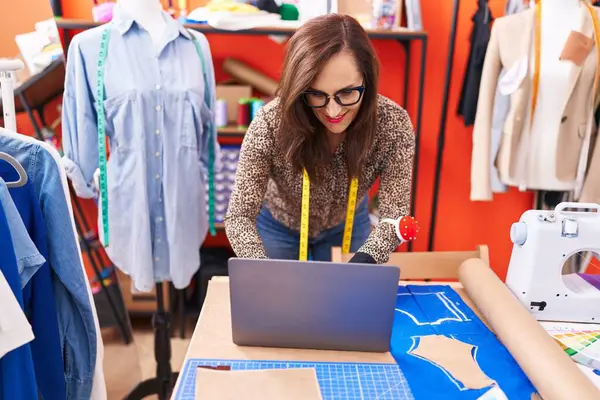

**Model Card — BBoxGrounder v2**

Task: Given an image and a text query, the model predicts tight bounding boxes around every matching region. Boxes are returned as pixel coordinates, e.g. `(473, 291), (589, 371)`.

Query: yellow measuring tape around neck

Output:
(531, 1), (600, 120)
(299, 169), (359, 261)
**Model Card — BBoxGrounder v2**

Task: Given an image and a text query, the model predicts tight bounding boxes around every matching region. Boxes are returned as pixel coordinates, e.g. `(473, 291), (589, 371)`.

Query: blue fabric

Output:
(0, 170), (66, 400)
(256, 196), (371, 261)
(0, 206), (38, 400)
(391, 285), (537, 399)
(0, 177), (45, 287)
(61, 4), (221, 292)
(0, 135), (96, 399)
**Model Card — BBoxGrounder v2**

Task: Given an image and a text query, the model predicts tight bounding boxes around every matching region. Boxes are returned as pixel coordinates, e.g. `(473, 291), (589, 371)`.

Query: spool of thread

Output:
(251, 99), (265, 121)
(215, 99), (228, 127)
(237, 99), (251, 129)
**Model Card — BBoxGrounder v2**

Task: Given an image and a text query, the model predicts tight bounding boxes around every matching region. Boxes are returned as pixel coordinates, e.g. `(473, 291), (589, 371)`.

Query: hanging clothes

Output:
(62, 4), (221, 292)
(457, 0), (493, 126)
(0, 268), (33, 359)
(488, 0), (527, 194)
(0, 169), (66, 400)
(0, 200), (38, 400)
(0, 129), (102, 399)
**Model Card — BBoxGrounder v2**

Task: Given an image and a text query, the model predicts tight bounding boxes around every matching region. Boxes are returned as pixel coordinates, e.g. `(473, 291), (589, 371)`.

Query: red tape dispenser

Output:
(381, 216), (420, 244)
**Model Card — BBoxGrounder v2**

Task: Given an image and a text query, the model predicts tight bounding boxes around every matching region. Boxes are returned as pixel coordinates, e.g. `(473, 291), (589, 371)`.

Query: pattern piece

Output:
(409, 335), (495, 390)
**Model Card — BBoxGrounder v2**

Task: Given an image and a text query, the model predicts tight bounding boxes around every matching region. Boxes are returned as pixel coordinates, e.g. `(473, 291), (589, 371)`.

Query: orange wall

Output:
(58, 0), (536, 279)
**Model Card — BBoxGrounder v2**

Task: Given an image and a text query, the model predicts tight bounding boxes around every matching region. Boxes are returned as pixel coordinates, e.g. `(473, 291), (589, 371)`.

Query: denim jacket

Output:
(0, 131), (97, 399)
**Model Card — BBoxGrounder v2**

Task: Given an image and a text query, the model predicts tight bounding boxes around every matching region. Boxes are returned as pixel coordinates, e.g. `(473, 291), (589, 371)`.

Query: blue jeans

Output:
(257, 197), (371, 261)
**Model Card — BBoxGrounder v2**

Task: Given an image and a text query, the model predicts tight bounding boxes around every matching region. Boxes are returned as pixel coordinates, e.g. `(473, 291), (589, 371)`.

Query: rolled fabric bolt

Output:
(215, 99), (228, 127)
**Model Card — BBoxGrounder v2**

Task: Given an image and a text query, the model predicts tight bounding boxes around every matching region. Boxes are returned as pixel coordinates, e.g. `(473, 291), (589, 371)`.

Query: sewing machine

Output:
(505, 202), (600, 323)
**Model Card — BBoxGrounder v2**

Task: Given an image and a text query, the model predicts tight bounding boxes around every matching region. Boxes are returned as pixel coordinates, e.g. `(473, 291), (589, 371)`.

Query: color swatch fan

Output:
(543, 323), (600, 370)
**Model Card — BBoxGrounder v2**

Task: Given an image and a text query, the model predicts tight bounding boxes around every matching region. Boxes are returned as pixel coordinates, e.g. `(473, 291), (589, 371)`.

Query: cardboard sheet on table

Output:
(195, 368), (323, 399)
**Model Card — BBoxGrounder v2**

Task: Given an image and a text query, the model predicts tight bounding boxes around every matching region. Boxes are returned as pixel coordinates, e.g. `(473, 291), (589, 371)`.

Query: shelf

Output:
(0, 57), (65, 115)
(54, 18), (428, 41)
(218, 125), (246, 137)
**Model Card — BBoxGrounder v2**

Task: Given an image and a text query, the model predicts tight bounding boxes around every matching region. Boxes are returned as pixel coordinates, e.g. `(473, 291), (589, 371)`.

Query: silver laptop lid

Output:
(228, 258), (400, 353)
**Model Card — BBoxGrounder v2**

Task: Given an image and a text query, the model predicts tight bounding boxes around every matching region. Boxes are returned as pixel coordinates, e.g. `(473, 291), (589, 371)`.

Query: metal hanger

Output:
(0, 152), (27, 188)
(0, 58), (27, 188)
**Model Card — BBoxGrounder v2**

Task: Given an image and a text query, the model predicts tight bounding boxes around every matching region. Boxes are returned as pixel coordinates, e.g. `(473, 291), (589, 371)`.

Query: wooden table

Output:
(171, 276), (484, 398)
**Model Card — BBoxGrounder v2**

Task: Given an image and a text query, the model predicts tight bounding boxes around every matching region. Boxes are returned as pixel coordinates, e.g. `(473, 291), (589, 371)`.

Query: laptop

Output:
(228, 258), (400, 353)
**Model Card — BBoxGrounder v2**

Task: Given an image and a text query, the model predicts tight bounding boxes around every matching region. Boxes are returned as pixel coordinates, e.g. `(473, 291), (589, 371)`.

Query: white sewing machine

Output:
(506, 202), (600, 323)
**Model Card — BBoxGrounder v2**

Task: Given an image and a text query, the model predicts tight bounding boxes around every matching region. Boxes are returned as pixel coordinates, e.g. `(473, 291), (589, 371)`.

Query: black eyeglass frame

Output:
(301, 84), (366, 108)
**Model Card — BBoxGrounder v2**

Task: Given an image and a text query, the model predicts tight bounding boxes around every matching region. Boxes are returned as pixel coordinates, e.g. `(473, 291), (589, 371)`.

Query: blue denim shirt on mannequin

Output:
(61, 4), (221, 293)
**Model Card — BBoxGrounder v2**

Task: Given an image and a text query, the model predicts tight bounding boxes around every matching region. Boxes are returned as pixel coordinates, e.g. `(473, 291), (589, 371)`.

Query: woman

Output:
(224, 13), (415, 264)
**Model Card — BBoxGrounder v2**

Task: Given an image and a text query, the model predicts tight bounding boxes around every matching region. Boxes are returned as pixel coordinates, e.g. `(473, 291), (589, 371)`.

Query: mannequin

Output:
(62, 3), (219, 398)
(471, 0), (600, 201)
(118, 0), (167, 44)
(506, 0), (581, 191)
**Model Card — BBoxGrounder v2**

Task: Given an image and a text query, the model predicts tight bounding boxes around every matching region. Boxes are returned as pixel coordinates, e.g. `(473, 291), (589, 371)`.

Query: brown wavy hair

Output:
(276, 13), (380, 184)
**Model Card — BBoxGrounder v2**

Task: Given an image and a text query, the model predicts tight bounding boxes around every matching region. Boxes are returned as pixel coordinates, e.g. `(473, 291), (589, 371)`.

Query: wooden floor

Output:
(102, 318), (194, 399)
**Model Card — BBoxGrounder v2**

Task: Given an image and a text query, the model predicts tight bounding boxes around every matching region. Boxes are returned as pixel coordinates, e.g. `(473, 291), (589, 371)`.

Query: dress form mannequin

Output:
(118, 0), (168, 44)
(507, 0), (581, 191)
(62, 1), (220, 397)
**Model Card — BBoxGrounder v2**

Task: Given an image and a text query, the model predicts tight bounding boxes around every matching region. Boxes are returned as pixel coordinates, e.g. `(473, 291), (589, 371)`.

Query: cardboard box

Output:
(216, 84), (253, 124)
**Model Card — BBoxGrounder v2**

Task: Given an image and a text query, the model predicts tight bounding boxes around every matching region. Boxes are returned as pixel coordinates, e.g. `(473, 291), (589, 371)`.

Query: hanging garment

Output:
(0, 131), (99, 400)
(7, 130), (107, 400)
(0, 269), (33, 359)
(489, 0), (527, 194)
(0, 173), (66, 400)
(62, 4), (221, 292)
(0, 206), (38, 400)
(458, 0), (493, 126)
(471, 6), (600, 201)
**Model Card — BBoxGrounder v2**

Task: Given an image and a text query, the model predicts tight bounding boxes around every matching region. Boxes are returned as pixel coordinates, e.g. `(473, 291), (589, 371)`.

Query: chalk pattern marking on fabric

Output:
(396, 292), (472, 326)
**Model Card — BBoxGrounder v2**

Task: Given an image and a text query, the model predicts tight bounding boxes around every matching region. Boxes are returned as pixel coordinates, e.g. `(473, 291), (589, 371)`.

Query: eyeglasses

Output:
(301, 84), (365, 108)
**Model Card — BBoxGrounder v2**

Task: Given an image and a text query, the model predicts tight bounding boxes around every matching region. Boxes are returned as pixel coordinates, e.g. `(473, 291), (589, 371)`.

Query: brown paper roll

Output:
(458, 258), (600, 400)
(223, 58), (279, 96)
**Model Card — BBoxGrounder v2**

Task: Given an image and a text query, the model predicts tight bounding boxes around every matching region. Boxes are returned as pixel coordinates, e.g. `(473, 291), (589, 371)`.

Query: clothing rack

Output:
(427, 0), (461, 251)
(0, 57), (133, 346)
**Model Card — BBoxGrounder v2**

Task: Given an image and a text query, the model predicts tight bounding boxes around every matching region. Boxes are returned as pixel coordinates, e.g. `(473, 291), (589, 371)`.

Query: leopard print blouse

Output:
(224, 94), (415, 263)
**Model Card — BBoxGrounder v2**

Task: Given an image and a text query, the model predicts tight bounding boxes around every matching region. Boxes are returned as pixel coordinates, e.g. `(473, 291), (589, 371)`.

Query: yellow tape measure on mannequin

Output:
(582, 1), (600, 108)
(299, 169), (359, 261)
(531, 0), (542, 124)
